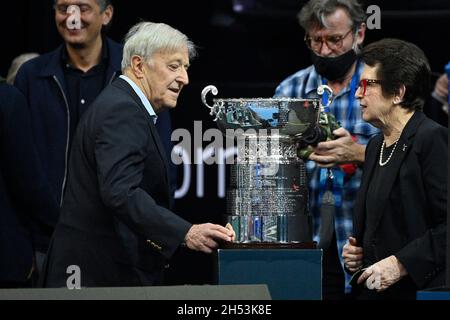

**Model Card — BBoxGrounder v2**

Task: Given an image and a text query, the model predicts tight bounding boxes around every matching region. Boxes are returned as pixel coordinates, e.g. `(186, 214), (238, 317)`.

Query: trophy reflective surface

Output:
(201, 85), (333, 248)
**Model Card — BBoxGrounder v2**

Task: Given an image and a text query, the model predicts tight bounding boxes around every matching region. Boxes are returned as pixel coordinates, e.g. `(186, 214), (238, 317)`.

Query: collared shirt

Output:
(62, 39), (108, 142)
(119, 75), (157, 124)
(274, 61), (379, 291)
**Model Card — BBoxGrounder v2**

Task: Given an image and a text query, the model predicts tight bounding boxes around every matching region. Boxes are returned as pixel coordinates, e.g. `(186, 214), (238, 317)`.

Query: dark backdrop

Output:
(1, 0), (449, 285)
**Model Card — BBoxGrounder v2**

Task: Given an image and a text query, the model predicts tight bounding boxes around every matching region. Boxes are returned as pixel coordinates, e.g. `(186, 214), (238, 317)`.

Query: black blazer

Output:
(43, 78), (191, 287)
(353, 111), (447, 298)
(0, 83), (57, 284)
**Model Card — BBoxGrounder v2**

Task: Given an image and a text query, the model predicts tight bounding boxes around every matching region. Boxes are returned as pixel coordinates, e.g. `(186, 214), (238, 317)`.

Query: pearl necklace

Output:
(379, 139), (399, 166)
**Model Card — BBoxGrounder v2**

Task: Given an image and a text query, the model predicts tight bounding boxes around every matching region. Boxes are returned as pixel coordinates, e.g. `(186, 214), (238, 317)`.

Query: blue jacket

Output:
(15, 38), (123, 208)
(14, 37), (175, 251)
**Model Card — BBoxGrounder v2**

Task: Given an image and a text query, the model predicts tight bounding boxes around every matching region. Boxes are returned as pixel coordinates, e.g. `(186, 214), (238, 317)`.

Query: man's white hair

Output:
(121, 21), (197, 70)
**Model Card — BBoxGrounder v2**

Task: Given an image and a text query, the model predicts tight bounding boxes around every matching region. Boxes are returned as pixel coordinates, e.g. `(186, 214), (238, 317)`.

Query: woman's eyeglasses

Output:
(358, 79), (382, 96)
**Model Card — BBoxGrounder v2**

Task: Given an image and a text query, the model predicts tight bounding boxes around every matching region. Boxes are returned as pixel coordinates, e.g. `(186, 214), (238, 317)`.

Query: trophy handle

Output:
(317, 85), (333, 110)
(201, 85), (223, 121)
(201, 85), (218, 109)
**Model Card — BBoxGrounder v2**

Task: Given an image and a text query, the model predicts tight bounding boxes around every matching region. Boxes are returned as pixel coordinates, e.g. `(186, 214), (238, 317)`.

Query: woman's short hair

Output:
(362, 38), (431, 111)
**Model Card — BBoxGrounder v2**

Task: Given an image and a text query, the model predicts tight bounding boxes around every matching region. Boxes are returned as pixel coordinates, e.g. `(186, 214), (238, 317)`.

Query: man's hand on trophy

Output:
(225, 223), (236, 242)
(309, 127), (365, 167)
(184, 223), (235, 253)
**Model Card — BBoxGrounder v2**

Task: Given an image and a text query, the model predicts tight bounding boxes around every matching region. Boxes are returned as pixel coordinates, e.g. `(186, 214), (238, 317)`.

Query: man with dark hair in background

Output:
(274, 0), (379, 299)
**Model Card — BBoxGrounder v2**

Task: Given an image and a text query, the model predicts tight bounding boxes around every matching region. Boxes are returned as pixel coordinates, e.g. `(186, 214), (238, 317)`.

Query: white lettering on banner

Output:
(173, 146), (237, 199)
(173, 145), (191, 199)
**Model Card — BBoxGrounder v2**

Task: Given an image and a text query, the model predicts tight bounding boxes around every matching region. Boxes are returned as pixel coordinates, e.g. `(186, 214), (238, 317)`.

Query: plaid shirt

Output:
(274, 61), (379, 292)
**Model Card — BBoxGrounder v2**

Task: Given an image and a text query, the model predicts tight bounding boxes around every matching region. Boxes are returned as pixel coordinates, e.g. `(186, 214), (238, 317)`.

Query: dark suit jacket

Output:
(43, 78), (191, 287)
(352, 111), (447, 299)
(0, 82), (57, 285)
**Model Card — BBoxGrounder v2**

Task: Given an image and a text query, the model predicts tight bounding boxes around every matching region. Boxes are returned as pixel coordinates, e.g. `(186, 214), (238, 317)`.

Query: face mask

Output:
(310, 48), (357, 81)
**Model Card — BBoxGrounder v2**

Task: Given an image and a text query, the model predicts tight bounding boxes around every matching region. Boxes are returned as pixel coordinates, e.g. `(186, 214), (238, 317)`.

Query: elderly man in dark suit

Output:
(42, 22), (234, 288)
(14, 1), (178, 278)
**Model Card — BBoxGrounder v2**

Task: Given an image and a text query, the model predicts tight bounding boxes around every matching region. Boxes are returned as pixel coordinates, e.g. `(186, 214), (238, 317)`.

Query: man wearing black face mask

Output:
(274, 0), (379, 300)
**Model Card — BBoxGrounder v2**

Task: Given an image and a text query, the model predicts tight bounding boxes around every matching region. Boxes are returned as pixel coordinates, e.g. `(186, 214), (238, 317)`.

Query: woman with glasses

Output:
(343, 38), (447, 299)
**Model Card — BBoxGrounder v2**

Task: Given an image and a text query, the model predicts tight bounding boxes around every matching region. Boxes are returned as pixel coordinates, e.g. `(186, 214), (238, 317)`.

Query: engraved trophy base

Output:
(225, 214), (313, 244)
(220, 241), (317, 249)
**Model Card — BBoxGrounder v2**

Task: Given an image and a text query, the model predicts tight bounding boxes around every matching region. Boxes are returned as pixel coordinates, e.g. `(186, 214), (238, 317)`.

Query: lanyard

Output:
(318, 61), (360, 208)
(318, 168), (343, 208)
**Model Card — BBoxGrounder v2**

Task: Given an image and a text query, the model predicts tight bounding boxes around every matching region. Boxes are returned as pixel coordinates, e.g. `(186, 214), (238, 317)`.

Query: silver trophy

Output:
(201, 85), (333, 247)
